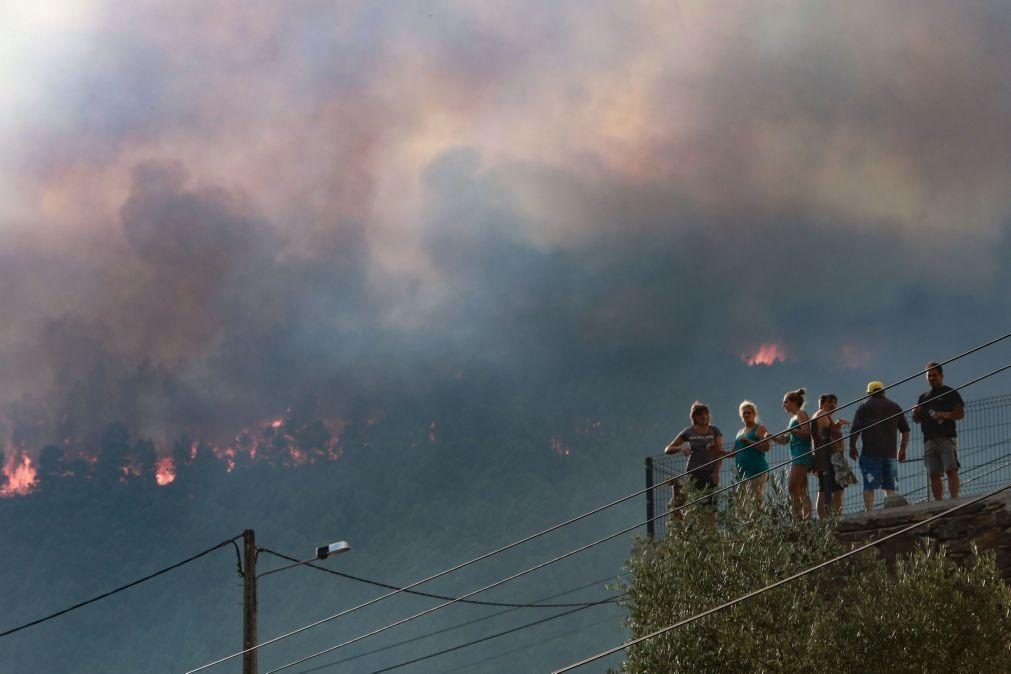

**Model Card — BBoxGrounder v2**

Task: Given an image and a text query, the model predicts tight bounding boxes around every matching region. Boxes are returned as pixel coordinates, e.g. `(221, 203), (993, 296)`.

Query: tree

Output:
(36, 444), (67, 491)
(95, 421), (131, 485)
(618, 480), (1011, 673)
(131, 438), (157, 482)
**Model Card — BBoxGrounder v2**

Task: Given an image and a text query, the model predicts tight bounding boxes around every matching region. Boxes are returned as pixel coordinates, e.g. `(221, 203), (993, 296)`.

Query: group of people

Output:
(664, 362), (965, 518)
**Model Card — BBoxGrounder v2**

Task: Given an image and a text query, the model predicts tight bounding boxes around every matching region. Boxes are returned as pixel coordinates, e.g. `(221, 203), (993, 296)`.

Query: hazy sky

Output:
(3, 1), (1011, 443)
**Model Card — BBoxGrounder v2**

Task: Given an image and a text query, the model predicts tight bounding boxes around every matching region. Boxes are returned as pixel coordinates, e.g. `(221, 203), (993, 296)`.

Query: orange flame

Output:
(743, 343), (787, 367)
(1, 452), (39, 497)
(155, 456), (176, 485)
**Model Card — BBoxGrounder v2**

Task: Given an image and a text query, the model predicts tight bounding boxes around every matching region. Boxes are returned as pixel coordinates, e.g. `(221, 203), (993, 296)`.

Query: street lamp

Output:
(316, 540), (351, 560)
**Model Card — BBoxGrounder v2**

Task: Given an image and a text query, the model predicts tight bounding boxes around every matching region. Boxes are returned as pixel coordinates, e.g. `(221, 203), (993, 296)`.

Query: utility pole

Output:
(242, 529), (258, 674)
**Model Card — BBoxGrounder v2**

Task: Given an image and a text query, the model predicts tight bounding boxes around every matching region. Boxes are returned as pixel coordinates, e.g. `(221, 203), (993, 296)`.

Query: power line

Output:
(257, 554), (318, 579)
(260, 361), (1011, 674)
(372, 595), (621, 673)
(551, 479), (1011, 673)
(437, 609), (626, 674)
(258, 548), (615, 608)
(0, 534), (243, 639)
(294, 575), (624, 674)
(186, 332), (1011, 672)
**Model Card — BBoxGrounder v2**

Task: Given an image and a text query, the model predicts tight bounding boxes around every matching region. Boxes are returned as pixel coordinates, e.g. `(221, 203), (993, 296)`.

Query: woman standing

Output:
(665, 401), (724, 496)
(772, 388), (813, 518)
(734, 401), (771, 501)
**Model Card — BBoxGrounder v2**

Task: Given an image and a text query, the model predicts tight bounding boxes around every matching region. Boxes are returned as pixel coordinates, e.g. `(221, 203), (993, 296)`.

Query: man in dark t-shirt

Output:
(911, 362), (964, 500)
(849, 381), (910, 512)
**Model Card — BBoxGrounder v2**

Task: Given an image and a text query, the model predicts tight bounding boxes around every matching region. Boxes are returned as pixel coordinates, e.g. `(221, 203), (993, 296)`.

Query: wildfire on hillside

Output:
(742, 343), (787, 367)
(1, 452), (38, 497)
(0, 412), (368, 498)
(155, 456), (176, 486)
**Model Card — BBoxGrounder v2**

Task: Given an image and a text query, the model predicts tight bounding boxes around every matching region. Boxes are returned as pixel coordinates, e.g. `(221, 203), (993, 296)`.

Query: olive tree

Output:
(617, 479), (1011, 673)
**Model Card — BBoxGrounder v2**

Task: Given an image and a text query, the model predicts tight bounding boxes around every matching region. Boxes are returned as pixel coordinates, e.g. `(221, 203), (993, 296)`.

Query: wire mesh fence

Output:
(645, 394), (1011, 539)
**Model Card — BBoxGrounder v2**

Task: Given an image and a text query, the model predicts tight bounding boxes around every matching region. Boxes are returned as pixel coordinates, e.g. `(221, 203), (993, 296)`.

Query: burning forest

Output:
(0, 412), (377, 498)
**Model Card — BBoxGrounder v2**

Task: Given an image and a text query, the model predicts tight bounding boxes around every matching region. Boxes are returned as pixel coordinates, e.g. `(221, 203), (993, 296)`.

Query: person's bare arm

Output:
(790, 411), (811, 438)
(899, 430), (909, 462)
(665, 434), (689, 456)
(755, 425), (771, 452)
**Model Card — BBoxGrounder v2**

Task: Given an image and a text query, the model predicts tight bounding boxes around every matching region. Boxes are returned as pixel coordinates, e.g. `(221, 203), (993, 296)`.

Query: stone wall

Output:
(835, 492), (1011, 580)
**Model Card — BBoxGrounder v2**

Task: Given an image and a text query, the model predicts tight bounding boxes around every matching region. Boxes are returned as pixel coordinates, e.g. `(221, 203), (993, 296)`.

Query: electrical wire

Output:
(371, 595), (621, 673)
(186, 333), (1011, 673)
(258, 548), (615, 608)
(258, 361), (1011, 674)
(293, 575), (624, 674)
(551, 478), (1011, 673)
(258, 554), (319, 579)
(437, 609), (626, 674)
(0, 534), (244, 638)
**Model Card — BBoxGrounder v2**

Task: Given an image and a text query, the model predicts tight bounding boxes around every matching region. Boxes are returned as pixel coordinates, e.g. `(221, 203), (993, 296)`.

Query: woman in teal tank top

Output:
(734, 401), (770, 500)
(772, 388), (813, 518)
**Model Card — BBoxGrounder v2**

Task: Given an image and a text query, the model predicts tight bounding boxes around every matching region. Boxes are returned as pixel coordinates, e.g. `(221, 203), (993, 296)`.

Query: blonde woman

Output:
(734, 401), (771, 500)
(772, 388), (813, 518)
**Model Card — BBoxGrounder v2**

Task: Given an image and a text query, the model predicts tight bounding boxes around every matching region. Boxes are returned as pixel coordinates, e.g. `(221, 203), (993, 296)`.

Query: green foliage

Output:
(618, 479), (1011, 673)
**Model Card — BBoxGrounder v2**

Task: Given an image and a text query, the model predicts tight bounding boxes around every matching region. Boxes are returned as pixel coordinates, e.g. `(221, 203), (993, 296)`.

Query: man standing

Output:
(849, 381), (910, 512)
(912, 362), (964, 500)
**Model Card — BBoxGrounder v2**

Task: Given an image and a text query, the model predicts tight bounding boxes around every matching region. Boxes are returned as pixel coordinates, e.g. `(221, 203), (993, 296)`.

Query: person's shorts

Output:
(690, 472), (717, 492)
(924, 437), (959, 475)
(818, 460), (840, 494)
(791, 452), (814, 469)
(687, 471), (718, 508)
(859, 456), (897, 492)
(735, 456), (769, 480)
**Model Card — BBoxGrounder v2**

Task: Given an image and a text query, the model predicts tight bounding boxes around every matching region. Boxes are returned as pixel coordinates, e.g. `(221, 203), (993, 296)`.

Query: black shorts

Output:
(818, 461), (839, 495)
(690, 472), (717, 491)
(688, 472), (718, 508)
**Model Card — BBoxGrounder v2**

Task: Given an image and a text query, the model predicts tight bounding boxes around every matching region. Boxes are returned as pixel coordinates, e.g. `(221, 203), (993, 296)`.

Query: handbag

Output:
(831, 451), (859, 488)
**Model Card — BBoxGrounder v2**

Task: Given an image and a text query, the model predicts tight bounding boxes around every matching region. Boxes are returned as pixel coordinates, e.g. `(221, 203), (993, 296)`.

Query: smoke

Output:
(2, 1), (1011, 455)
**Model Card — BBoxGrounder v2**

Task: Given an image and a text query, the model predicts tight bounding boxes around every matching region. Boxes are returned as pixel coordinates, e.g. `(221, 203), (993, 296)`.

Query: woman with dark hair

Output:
(811, 393), (849, 517)
(772, 388), (812, 518)
(665, 401), (724, 497)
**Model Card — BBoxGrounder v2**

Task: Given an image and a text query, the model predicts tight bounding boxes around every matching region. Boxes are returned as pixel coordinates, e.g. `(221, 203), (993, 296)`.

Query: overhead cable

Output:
(437, 609), (626, 674)
(372, 595), (621, 674)
(258, 547), (615, 608)
(294, 575), (624, 674)
(0, 534), (243, 638)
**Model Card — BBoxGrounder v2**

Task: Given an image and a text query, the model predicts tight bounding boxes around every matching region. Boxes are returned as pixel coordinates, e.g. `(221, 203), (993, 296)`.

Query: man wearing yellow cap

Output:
(849, 381), (910, 512)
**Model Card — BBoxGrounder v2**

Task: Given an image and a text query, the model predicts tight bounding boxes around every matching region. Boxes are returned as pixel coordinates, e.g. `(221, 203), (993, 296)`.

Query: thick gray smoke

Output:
(2, 1), (1011, 450)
